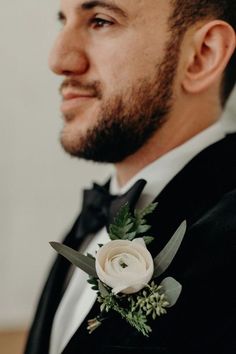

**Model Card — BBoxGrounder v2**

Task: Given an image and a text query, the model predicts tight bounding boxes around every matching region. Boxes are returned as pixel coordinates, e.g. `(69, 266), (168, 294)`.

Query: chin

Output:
(60, 119), (92, 156)
(60, 131), (81, 156)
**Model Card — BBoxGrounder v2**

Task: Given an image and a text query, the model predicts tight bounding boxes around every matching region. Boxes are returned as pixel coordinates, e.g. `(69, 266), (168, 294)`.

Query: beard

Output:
(60, 36), (179, 163)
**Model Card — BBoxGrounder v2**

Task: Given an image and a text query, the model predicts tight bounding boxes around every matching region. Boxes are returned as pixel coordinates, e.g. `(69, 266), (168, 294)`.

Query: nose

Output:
(48, 28), (89, 76)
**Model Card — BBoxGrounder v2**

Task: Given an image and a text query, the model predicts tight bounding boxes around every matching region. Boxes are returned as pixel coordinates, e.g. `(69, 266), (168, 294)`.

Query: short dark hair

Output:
(169, 0), (236, 106)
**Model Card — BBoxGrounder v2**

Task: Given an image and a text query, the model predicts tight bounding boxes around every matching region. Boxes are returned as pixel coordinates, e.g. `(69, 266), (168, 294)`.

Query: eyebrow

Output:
(57, 1), (128, 24)
(79, 0), (128, 18)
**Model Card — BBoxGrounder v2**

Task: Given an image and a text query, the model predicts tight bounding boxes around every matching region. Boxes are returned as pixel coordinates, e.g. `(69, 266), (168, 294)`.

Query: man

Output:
(25, 1), (236, 353)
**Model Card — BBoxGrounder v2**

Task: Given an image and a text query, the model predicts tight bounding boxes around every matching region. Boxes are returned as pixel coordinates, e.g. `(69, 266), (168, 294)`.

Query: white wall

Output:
(0, 0), (111, 329)
(0, 1), (235, 329)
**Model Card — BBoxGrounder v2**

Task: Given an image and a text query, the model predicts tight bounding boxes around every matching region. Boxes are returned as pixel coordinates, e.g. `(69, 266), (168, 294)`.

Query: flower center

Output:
(119, 259), (128, 269)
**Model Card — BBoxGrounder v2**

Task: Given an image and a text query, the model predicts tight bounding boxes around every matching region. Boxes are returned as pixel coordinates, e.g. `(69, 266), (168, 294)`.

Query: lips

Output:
(61, 89), (95, 113)
(62, 90), (93, 100)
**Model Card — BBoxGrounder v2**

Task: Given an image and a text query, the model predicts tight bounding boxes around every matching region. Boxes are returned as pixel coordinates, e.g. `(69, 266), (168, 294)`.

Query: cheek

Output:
(89, 34), (165, 91)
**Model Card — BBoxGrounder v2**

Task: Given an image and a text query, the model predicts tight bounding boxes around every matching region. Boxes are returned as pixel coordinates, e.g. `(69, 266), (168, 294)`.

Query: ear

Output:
(182, 20), (236, 94)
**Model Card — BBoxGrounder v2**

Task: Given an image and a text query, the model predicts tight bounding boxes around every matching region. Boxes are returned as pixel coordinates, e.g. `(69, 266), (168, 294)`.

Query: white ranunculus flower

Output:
(95, 238), (154, 294)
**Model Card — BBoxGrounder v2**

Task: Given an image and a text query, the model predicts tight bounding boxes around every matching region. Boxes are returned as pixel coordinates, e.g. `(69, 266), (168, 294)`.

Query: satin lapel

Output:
(62, 134), (236, 353)
(24, 214), (90, 354)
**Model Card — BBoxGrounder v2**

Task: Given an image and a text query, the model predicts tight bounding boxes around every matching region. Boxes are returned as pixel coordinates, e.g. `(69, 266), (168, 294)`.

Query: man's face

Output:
(49, 0), (179, 162)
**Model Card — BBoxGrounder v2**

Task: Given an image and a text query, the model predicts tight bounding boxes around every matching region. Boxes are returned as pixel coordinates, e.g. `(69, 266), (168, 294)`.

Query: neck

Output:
(115, 98), (222, 187)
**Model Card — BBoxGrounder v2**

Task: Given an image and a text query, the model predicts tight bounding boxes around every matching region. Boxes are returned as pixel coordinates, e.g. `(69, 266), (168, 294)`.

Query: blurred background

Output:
(0, 1), (111, 353)
(0, 1), (235, 353)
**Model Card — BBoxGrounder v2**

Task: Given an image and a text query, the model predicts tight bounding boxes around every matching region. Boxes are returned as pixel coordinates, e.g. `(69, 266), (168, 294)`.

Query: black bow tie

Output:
(74, 178), (147, 241)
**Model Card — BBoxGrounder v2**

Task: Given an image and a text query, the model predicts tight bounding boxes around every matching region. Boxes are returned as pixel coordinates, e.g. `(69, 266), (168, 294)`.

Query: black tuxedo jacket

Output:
(25, 133), (236, 354)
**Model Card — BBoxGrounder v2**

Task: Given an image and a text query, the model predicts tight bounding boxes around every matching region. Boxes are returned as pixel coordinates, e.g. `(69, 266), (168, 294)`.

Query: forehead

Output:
(60, 0), (172, 20)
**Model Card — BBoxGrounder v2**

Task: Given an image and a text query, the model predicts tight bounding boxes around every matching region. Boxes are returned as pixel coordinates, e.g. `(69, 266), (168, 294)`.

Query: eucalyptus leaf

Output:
(160, 277), (182, 307)
(50, 242), (97, 278)
(153, 220), (187, 278)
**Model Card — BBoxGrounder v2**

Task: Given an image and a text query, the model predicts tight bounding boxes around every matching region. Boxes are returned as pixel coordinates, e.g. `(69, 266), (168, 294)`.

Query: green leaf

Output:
(122, 223), (135, 233)
(124, 232), (137, 241)
(109, 234), (120, 241)
(130, 202), (158, 239)
(98, 280), (110, 298)
(86, 253), (96, 260)
(136, 202), (158, 219)
(160, 277), (182, 307)
(109, 203), (135, 240)
(153, 220), (187, 278)
(87, 276), (99, 291)
(50, 242), (97, 278)
(114, 204), (131, 225)
(108, 202), (157, 242)
(143, 236), (155, 245)
(137, 225), (151, 234)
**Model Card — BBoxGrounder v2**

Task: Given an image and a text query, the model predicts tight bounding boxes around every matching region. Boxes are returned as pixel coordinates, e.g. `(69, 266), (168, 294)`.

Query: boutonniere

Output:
(50, 203), (186, 337)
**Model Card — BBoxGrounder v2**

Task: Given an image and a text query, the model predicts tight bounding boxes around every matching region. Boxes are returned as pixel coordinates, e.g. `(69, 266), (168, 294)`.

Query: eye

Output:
(57, 11), (66, 27)
(90, 17), (114, 29)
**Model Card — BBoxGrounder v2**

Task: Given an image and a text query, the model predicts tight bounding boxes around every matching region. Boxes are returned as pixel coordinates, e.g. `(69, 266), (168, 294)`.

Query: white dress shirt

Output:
(50, 119), (228, 354)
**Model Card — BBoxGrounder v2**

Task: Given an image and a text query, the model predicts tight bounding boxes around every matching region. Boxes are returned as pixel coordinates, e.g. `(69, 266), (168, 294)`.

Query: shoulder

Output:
(189, 187), (236, 244)
(181, 188), (236, 277)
